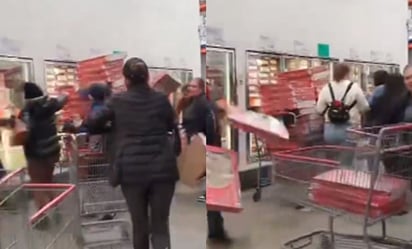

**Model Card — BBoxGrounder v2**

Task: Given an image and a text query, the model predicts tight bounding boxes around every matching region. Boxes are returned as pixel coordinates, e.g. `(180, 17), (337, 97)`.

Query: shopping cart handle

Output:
(0, 168), (25, 185)
(28, 183), (76, 225)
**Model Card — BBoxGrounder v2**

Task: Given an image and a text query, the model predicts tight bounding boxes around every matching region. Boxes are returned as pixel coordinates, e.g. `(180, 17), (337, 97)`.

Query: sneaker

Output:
(100, 213), (116, 221)
(197, 194), (206, 203)
(395, 210), (409, 216)
(208, 232), (233, 245)
(34, 217), (51, 231)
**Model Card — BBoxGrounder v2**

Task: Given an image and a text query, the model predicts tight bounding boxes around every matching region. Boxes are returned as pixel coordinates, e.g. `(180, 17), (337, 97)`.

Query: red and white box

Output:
(206, 146), (242, 213)
(310, 169), (409, 218)
(150, 73), (181, 96)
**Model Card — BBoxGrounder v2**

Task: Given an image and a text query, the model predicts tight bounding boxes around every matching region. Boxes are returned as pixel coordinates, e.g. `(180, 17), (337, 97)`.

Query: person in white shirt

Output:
(316, 63), (369, 145)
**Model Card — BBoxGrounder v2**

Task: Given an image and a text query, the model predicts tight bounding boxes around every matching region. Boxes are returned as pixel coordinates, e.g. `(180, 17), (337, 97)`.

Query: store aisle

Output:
(170, 183), (206, 248)
(207, 186), (412, 249)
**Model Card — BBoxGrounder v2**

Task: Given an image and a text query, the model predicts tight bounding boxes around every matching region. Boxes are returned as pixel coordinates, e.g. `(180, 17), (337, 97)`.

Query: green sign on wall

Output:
(317, 43), (330, 58)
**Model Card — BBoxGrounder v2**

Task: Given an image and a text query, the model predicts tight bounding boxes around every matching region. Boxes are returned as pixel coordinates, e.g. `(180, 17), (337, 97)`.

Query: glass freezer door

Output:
(245, 52), (281, 162)
(44, 61), (77, 97)
(206, 47), (237, 150)
(0, 57), (34, 109)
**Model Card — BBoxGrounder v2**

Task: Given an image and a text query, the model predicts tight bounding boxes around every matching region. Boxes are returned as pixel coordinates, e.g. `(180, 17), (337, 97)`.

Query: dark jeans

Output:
(121, 182), (175, 249)
(207, 210), (225, 238)
(27, 156), (58, 210)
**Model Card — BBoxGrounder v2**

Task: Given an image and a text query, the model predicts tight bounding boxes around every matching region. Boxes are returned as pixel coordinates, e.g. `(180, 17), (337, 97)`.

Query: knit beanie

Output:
(24, 82), (44, 100)
(88, 83), (111, 102)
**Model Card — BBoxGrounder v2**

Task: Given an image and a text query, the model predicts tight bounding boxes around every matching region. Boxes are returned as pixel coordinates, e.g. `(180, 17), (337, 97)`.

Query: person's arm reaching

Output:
(354, 84), (370, 113)
(48, 95), (69, 113)
(85, 98), (115, 133)
(316, 86), (328, 115)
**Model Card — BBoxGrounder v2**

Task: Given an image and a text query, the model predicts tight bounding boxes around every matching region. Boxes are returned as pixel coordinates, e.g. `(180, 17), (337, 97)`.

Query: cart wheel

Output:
(253, 190), (261, 202)
(320, 233), (331, 249)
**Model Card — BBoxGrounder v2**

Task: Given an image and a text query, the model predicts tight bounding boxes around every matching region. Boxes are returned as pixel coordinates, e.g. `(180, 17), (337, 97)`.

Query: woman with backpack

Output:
(316, 63), (369, 145)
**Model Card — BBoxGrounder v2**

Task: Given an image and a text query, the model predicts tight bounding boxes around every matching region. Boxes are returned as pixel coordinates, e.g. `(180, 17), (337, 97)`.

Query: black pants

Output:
(121, 182), (176, 249)
(207, 210), (225, 238)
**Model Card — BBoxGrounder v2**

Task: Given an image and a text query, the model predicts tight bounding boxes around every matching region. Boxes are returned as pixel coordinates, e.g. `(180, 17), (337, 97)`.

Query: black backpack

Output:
(324, 82), (357, 124)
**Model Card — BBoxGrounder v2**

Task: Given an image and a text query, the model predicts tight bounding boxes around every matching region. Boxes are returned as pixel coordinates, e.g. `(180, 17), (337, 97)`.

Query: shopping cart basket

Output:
(68, 133), (127, 217)
(273, 123), (412, 248)
(0, 169), (26, 249)
(62, 134), (132, 248)
(228, 108), (323, 202)
(0, 169), (83, 249)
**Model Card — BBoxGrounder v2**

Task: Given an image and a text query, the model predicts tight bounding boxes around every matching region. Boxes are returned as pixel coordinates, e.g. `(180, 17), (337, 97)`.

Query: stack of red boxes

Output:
(311, 66), (330, 96)
(77, 53), (127, 93)
(57, 53), (127, 123)
(56, 85), (90, 123)
(259, 66), (330, 151)
(259, 68), (317, 116)
(310, 169), (409, 218)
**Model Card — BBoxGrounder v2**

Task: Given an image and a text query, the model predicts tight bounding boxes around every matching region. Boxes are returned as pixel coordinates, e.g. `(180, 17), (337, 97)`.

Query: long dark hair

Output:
(377, 73), (409, 124)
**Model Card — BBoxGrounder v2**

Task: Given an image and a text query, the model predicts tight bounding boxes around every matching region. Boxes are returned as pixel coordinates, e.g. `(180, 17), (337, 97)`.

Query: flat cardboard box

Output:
(151, 73), (181, 95)
(177, 135), (206, 187)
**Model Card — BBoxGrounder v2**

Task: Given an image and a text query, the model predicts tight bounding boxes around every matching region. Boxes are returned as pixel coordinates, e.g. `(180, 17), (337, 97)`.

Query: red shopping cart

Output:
(0, 169), (83, 249)
(60, 134), (132, 248)
(272, 123), (412, 248)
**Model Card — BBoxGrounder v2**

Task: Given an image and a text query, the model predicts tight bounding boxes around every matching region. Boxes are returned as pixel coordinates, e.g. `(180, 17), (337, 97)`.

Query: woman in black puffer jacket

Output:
(21, 82), (68, 212)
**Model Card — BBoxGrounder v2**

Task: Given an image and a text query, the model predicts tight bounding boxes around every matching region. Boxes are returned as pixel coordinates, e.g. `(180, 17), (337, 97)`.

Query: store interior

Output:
(206, 47), (237, 150)
(205, 49), (401, 166)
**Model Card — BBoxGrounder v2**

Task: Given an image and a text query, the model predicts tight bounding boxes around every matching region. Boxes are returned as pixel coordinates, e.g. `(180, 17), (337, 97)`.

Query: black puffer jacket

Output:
(22, 96), (67, 159)
(86, 84), (179, 185)
(182, 94), (220, 146)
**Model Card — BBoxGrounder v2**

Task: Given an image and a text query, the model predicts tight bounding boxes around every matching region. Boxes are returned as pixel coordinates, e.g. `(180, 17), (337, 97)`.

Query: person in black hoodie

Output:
(86, 57), (180, 249)
(181, 78), (231, 245)
(21, 82), (68, 215)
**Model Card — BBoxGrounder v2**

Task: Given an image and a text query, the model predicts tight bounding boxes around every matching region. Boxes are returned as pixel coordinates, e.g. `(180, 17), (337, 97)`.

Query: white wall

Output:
(207, 0), (409, 171)
(208, 0), (408, 71)
(0, 0), (201, 85)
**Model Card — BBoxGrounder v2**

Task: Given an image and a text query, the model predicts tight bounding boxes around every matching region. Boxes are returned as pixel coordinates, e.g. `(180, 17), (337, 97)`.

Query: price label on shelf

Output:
(56, 44), (72, 60)
(349, 48), (359, 60)
(258, 35), (275, 51)
(293, 40), (306, 55)
(207, 26), (225, 46)
(0, 37), (21, 56)
(370, 50), (379, 62)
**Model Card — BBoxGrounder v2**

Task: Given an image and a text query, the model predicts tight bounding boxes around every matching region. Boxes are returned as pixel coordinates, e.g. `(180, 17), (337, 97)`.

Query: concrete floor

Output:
(205, 185), (412, 249)
(6, 181), (411, 249)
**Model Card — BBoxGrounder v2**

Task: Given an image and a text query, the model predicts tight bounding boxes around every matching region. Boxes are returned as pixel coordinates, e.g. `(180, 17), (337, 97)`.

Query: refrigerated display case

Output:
(283, 56), (336, 71)
(206, 47), (237, 150)
(284, 57), (310, 71)
(0, 56), (34, 109)
(343, 61), (365, 91)
(245, 51), (282, 161)
(44, 60), (77, 97)
(344, 60), (400, 95)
